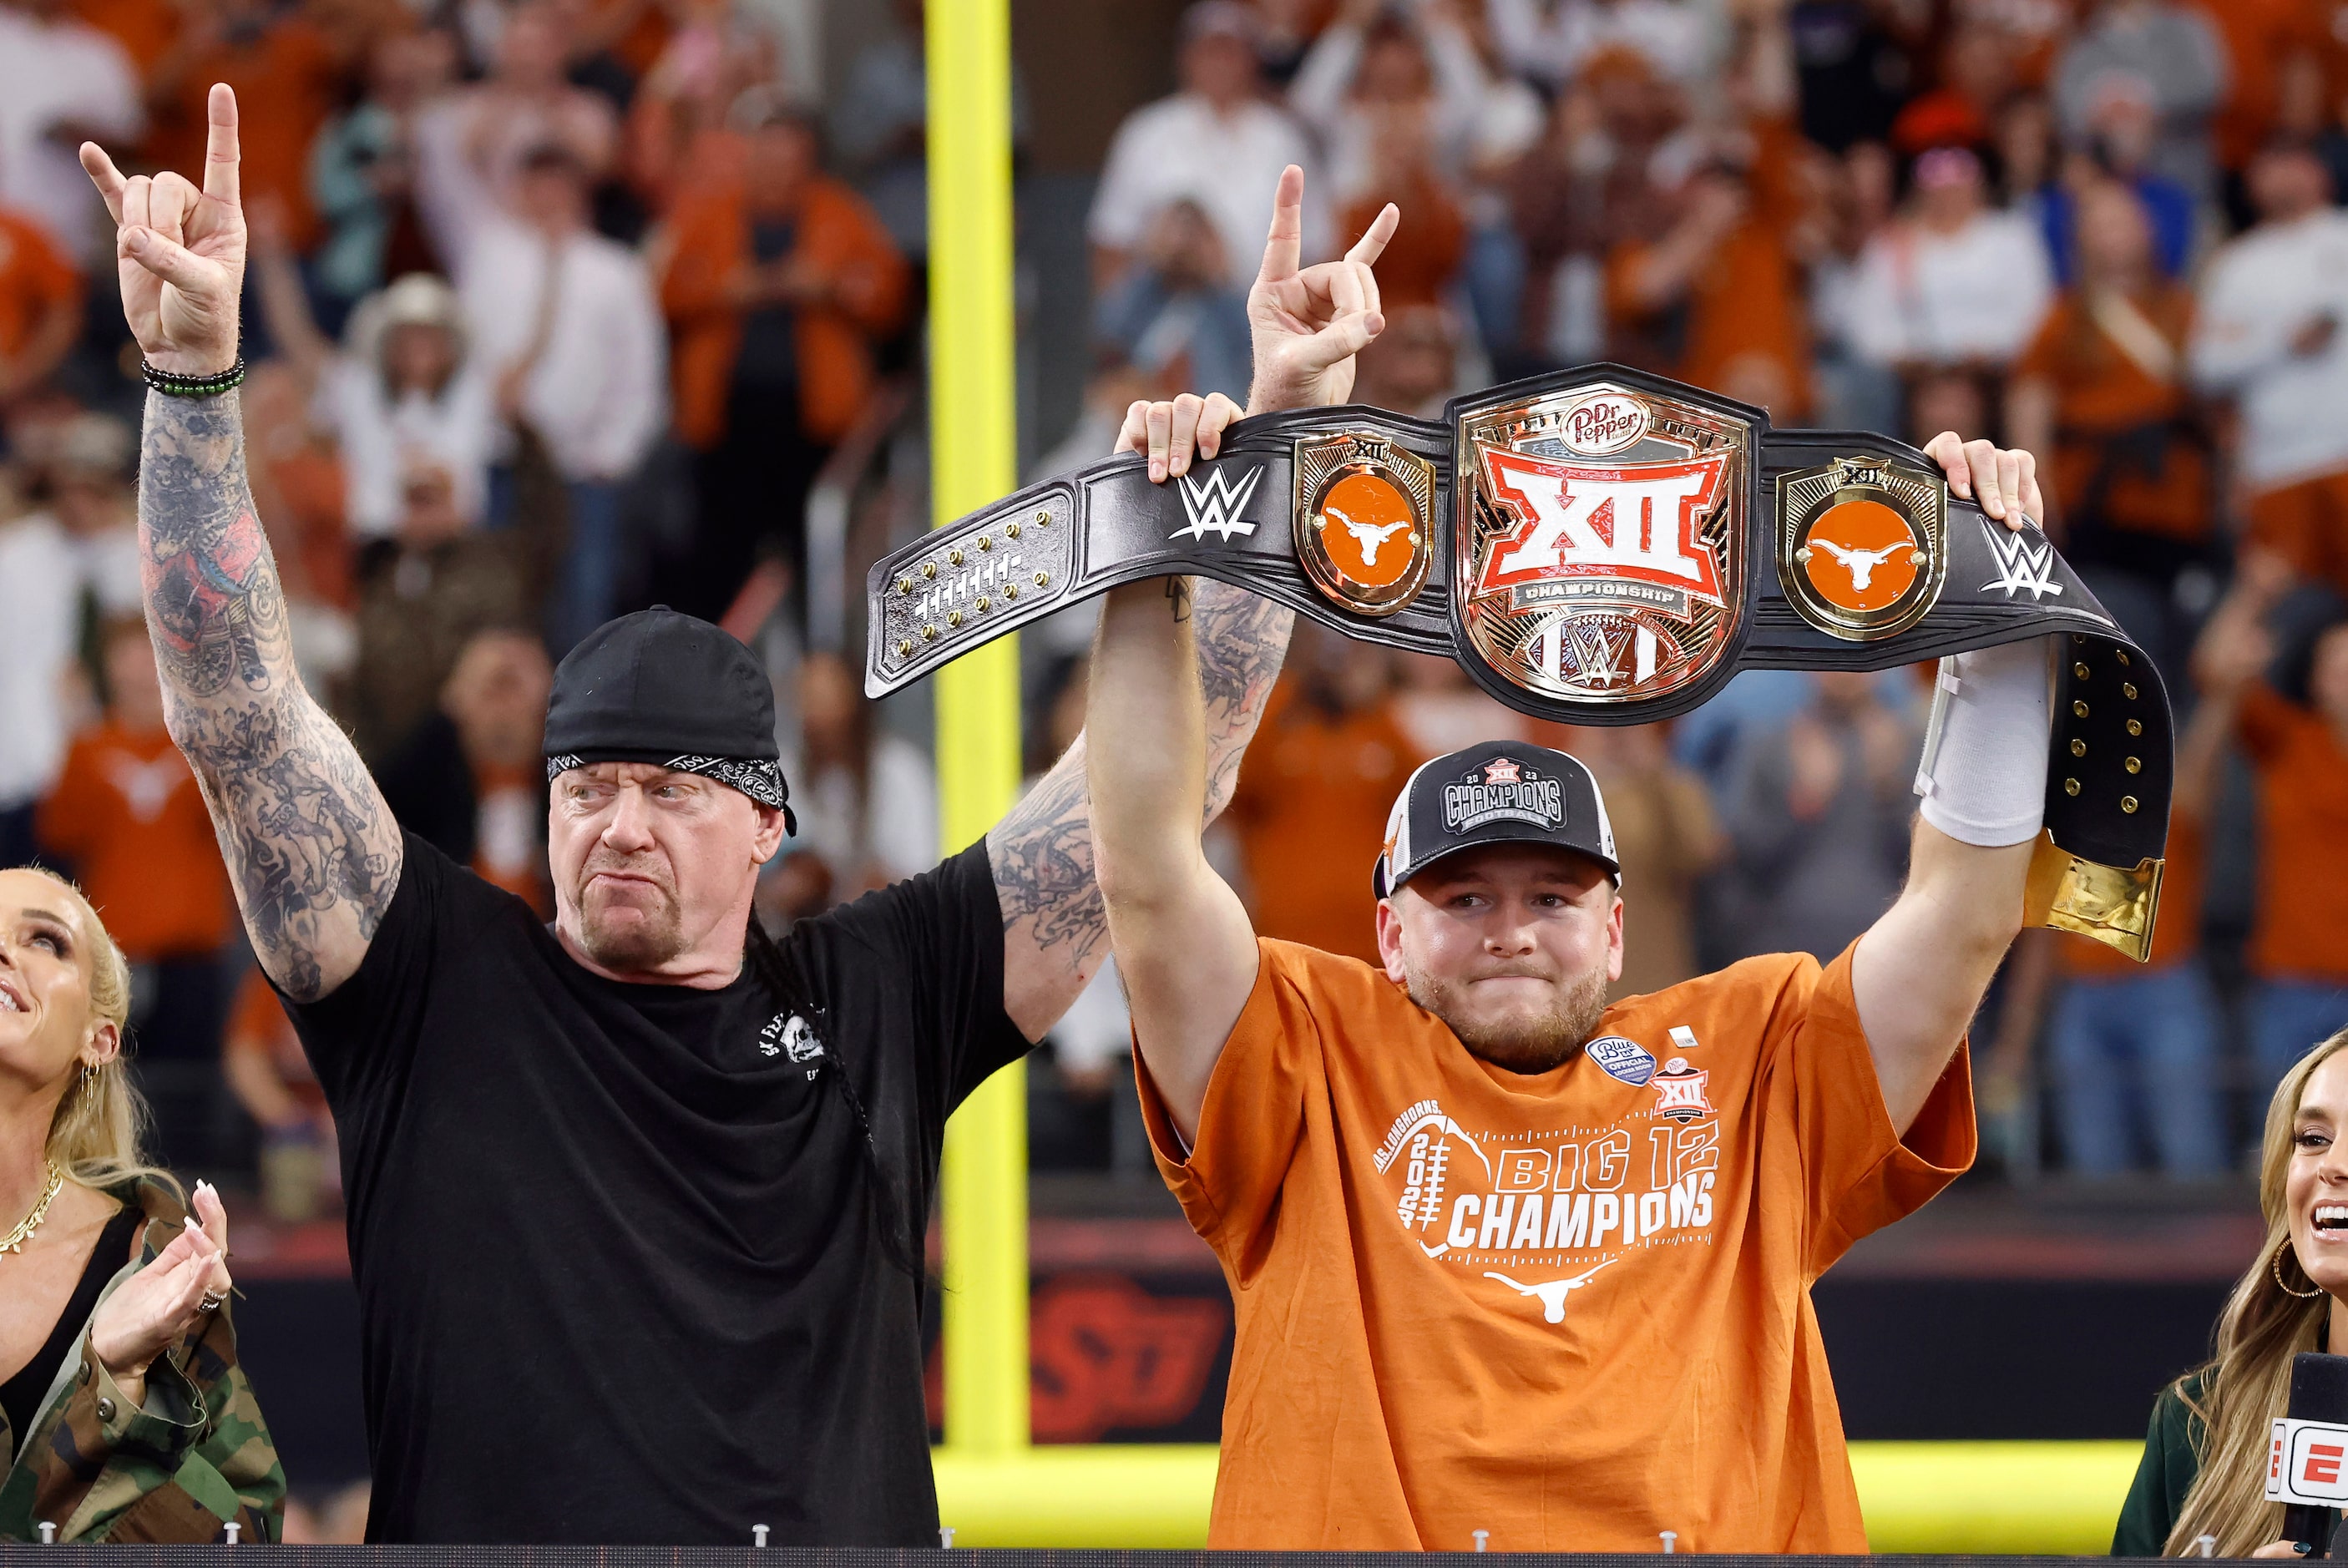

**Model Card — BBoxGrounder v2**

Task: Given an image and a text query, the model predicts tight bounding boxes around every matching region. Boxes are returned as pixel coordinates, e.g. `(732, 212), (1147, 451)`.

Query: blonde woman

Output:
(0, 867), (284, 1542)
(2115, 1028), (2348, 1555)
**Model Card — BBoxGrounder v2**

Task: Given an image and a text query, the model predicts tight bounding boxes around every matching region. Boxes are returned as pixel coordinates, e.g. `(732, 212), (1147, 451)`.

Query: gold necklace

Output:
(0, 1163), (66, 1257)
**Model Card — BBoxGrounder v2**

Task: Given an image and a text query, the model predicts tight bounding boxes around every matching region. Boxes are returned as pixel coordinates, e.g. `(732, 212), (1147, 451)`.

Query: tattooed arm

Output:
(84, 88), (402, 1001)
(992, 167), (1395, 1040)
(994, 575), (1289, 1039)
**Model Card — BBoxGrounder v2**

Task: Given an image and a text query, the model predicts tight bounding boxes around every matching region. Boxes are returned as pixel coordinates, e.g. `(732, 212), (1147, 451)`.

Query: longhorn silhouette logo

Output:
(1323, 503), (1410, 565)
(1809, 538), (1906, 592)
(1483, 1256), (1622, 1323)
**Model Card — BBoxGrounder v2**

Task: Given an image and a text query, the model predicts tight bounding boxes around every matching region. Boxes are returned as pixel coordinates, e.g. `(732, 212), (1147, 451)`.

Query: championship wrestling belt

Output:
(866, 365), (2168, 959)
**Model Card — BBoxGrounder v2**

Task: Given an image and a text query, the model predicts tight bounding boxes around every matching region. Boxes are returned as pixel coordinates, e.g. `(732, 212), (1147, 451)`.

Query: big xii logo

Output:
(1456, 384), (1751, 705)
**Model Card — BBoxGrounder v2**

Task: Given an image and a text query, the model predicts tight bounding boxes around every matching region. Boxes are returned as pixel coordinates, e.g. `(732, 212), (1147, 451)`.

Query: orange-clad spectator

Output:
(1337, 156), (1465, 312)
(240, 361), (354, 613)
(2190, 0), (2320, 180)
(68, 0), (176, 77)
(2193, 582), (2348, 1106)
(144, 0), (349, 251)
(1607, 9), (1816, 418)
(2008, 179), (2211, 675)
(35, 619), (234, 1169)
(1890, 24), (2014, 156)
(222, 968), (340, 1222)
(0, 205), (81, 405)
(659, 100), (908, 623)
(1222, 625), (1414, 967)
(622, 2), (780, 210)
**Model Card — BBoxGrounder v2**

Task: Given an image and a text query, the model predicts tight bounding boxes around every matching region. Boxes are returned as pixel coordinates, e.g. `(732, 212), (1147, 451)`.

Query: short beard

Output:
(574, 868), (686, 973)
(1406, 961), (1612, 1074)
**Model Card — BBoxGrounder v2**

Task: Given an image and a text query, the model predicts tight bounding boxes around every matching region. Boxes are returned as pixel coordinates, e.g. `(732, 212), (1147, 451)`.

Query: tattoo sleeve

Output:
(140, 391), (403, 1001)
(989, 579), (1293, 1019)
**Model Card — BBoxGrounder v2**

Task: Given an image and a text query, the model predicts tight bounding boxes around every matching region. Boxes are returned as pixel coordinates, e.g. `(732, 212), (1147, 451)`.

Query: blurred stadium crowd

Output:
(6, 0), (2348, 1224)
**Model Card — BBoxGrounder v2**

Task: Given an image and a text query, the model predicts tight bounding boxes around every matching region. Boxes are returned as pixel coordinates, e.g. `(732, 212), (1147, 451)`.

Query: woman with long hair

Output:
(2115, 1029), (2348, 1555)
(0, 867), (284, 1542)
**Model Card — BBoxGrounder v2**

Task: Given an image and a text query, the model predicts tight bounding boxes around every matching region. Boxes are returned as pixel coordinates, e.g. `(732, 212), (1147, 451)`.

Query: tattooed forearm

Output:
(141, 391), (403, 1000)
(989, 579), (1293, 1027)
(1193, 579), (1293, 817)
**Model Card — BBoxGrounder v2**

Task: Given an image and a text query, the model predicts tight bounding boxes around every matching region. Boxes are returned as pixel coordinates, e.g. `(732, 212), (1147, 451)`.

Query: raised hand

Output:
(1246, 165), (1395, 415)
(1920, 430), (2043, 530)
(80, 82), (246, 377)
(89, 1181), (235, 1405)
(1116, 391), (1244, 482)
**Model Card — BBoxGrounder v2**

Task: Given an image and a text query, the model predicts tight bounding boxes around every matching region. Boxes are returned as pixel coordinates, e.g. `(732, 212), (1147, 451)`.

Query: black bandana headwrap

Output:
(543, 609), (797, 833)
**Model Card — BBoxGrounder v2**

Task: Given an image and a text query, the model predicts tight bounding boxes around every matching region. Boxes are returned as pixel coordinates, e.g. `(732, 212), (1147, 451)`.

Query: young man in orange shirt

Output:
(1088, 397), (2053, 1551)
(38, 616), (234, 1166)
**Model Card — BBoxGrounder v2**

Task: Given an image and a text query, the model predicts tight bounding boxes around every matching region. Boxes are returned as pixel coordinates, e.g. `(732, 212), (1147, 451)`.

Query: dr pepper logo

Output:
(1558, 392), (1651, 457)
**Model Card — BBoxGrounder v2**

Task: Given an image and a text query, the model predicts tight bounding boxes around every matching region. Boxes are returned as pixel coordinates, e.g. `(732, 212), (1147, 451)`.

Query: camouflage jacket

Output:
(0, 1179), (285, 1542)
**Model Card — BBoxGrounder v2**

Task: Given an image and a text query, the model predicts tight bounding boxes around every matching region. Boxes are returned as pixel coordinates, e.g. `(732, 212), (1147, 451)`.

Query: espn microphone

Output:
(2277, 1353), (2348, 1554)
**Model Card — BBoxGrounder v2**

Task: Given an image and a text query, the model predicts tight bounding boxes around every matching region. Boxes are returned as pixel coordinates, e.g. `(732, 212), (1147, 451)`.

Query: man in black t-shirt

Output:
(81, 94), (1394, 1541)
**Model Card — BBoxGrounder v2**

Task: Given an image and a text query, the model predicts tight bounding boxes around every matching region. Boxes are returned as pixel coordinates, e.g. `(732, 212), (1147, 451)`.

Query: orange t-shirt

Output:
(2239, 686), (2348, 981)
(1222, 685), (1415, 965)
(2011, 286), (2209, 545)
(1141, 938), (1973, 1551)
(36, 721), (231, 960)
(0, 210), (81, 360)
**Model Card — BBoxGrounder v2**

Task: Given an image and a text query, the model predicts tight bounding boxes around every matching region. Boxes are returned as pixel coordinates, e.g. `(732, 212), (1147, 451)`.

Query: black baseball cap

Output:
(542, 607), (794, 830)
(1374, 741), (1619, 898)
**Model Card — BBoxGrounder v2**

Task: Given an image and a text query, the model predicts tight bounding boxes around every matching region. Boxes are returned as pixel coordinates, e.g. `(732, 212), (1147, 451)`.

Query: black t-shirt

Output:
(285, 833), (1030, 1544)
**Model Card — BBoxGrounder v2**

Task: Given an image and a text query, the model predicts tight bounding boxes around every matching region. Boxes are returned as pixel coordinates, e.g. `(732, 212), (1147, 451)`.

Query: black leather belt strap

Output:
(867, 366), (2168, 959)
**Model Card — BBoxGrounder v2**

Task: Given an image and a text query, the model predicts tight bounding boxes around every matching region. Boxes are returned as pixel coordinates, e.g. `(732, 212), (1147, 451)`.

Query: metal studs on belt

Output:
(2074, 662), (2091, 680)
(2125, 756), (2142, 773)
(2123, 682), (2138, 701)
(2122, 797), (2140, 813)
(2073, 701), (2089, 718)
(2070, 739), (2086, 756)
(2064, 778), (2081, 797)
(2128, 719), (2143, 736)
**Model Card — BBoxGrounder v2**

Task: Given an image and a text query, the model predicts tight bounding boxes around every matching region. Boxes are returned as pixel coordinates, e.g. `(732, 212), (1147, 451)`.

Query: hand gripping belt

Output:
(867, 365), (2168, 959)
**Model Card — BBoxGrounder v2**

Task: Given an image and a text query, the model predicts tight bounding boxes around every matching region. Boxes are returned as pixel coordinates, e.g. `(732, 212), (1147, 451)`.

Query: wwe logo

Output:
(1563, 619), (1628, 685)
(1981, 520), (2063, 600)
(1169, 464), (1263, 543)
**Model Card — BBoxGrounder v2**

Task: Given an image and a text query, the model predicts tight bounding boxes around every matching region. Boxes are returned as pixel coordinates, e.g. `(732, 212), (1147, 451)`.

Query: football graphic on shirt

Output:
(1373, 1100), (1492, 1240)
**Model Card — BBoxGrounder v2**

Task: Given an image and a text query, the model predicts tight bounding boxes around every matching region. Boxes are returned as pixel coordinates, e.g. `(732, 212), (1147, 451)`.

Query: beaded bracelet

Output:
(141, 355), (247, 398)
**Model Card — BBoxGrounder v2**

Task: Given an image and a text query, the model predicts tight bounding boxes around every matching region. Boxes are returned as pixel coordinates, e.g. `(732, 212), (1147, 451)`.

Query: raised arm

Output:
(1850, 432), (2050, 1131)
(82, 86), (402, 1002)
(989, 166), (1393, 1039)
(1087, 574), (1261, 1143)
